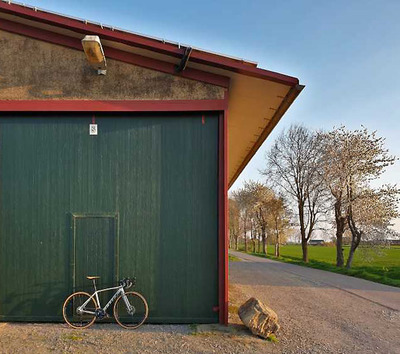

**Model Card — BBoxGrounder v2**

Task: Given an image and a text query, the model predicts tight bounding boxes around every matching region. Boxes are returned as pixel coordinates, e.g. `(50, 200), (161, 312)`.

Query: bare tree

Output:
(244, 181), (275, 255)
(249, 215), (258, 253)
(319, 126), (399, 268)
(228, 197), (240, 250)
(262, 125), (327, 263)
(268, 196), (291, 257)
(231, 186), (252, 252)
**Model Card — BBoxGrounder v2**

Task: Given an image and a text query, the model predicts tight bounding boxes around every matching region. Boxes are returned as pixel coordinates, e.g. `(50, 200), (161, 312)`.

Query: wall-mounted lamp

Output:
(81, 35), (107, 75)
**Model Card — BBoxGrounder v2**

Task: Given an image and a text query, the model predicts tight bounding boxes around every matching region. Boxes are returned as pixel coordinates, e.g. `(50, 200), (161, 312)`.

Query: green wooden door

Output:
(73, 215), (118, 306)
(0, 112), (219, 323)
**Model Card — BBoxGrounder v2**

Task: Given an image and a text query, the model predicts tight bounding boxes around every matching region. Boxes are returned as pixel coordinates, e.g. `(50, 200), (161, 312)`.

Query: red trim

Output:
(218, 109), (228, 325)
(190, 51), (299, 86)
(0, 100), (226, 112)
(0, 96), (229, 324)
(2, 97), (229, 324)
(0, 2), (299, 87)
(0, 19), (229, 88)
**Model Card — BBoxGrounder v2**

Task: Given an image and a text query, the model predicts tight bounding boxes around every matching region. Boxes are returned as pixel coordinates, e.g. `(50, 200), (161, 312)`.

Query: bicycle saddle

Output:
(86, 276), (100, 280)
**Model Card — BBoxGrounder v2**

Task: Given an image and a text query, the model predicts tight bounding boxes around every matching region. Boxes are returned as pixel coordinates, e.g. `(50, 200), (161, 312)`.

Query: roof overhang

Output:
(0, 1), (304, 187)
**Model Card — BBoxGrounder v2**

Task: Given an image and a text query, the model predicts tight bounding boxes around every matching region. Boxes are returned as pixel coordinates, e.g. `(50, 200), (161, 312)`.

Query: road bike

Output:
(62, 276), (148, 329)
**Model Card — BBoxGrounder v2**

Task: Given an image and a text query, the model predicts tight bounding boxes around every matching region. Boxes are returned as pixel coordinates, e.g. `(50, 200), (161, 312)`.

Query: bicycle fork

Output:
(122, 292), (135, 315)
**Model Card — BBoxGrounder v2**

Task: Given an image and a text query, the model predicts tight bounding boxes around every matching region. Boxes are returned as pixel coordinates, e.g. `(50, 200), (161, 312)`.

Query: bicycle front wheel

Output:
(113, 291), (148, 329)
(62, 292), (97, 329)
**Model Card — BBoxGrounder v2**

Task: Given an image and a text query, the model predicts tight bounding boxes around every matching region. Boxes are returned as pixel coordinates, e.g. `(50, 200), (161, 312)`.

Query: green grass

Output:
(228, 254), (242, 262)
(236, 244), (400, 287)
(267, 334), (279, 343)
(61, 333), (84, 341)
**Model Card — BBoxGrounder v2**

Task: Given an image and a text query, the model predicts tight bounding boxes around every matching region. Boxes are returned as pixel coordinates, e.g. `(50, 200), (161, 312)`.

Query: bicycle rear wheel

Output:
(62, 292), (97, 329)
(113, 291), (148, 329)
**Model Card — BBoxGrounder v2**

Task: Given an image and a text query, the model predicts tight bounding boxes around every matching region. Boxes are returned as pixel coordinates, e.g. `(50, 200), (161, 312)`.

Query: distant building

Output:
(309, 239), (325, 246)
(388, 239), (400, 246)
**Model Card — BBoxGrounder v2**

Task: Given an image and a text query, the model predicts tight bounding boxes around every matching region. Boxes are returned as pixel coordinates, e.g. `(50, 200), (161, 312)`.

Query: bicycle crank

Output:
(95, 308), (109, 320)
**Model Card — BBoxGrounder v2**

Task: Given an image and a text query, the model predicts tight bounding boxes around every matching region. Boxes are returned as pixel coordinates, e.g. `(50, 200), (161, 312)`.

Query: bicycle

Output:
(62, 276), (148, 329)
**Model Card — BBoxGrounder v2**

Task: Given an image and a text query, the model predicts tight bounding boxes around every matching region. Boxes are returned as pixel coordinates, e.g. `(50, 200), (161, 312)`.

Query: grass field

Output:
(228, 254), (241, 262)
(234, 244), (400, 287)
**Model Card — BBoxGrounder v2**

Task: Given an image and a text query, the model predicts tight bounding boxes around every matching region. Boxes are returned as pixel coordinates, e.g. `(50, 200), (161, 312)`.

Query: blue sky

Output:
(23, 0), (400, 229)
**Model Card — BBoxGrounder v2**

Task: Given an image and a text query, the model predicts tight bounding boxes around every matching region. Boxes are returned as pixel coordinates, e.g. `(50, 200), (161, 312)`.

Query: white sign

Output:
(89, 124), (98, 136)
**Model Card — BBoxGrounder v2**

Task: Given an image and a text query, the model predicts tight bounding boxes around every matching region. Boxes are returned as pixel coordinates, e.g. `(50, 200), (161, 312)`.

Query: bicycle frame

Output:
(78, 285), (134, 315)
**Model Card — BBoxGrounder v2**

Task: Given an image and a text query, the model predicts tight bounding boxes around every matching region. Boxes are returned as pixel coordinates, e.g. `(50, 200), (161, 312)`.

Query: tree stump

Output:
(238, 297), (280, 339)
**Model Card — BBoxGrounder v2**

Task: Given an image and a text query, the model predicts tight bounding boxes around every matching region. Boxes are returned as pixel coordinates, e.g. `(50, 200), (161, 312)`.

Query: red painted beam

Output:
(0, 2), (299, 87)
(0, 18), (230, 88)
(218, 106), (228, 325)
(0, 100), (227, 112)
(189, 50), (299, 86)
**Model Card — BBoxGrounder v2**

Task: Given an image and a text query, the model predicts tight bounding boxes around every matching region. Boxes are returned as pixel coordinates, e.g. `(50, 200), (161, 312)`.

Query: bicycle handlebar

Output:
(119, 277), (136, 289)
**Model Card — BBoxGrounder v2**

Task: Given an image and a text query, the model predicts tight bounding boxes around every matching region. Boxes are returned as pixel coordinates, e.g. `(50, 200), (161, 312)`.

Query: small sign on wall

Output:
(89, 124), (98, 136)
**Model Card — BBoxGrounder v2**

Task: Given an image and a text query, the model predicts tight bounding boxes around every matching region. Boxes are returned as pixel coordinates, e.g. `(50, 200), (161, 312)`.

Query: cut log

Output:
(238, 297), (280, 339)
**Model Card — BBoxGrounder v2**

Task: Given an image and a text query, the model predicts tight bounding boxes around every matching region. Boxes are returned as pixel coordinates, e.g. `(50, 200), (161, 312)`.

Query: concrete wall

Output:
(0, 30), (224, 100)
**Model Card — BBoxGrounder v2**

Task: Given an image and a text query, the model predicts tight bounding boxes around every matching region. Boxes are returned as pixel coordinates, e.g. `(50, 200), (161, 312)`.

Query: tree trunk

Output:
(262, 228), (267, 255)
(345, 245), (356, 269)
(336, 232), (344, 267)
(275, 230), (280, 257)
(334, 200), (346, 267)
(346, 229), (361, 269)
(250, 223), (254, 253)
(298, 201), (308, 263)
(346, 212), (362, 269)
(244, 232), (247, 252)
(235, 235), (238, 251)
(301, 239), (308, 263)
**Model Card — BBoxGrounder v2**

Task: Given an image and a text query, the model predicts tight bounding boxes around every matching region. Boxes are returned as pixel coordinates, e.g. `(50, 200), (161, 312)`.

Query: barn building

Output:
(0, 1), (303, 324)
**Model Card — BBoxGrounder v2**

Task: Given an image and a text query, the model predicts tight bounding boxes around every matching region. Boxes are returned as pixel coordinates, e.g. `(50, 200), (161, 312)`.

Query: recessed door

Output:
(72, 214), (119, 304)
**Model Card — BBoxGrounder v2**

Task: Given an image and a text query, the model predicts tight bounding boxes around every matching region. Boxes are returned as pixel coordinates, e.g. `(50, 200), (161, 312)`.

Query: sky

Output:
(20, 0), (400, 230)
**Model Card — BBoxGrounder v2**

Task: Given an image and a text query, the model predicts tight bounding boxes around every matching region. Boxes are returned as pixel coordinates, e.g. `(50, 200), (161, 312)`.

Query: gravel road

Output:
(0, 252), (399, 353)
(229, 250), (400, 354)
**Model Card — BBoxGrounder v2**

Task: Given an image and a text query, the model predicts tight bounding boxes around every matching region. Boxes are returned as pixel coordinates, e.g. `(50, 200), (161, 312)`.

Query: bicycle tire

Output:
(62, 291), (97, 329)
(113, 291), (148, 329)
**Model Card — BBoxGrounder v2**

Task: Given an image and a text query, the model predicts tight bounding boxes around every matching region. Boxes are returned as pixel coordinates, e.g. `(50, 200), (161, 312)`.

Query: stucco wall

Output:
(0, 30), (224, 100)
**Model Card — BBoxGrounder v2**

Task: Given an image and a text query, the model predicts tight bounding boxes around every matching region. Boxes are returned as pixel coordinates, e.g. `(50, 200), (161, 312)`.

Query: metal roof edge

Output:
(0, 0), (299, 87)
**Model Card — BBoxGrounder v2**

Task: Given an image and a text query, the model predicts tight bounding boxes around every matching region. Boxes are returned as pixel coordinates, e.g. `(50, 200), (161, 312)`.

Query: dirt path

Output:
(0, 253), (399, 353)
(229, 250), (400, 354)
(0, 322), (269, 353)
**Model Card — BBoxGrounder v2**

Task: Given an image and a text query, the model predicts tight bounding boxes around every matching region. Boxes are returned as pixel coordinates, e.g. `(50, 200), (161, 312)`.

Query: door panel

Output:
(73, 215), (118, 306)
(0, 113), (218, 322)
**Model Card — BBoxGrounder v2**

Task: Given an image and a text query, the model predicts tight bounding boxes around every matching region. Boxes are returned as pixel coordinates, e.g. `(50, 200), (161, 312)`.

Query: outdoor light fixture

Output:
(81, 35), (107, 75)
